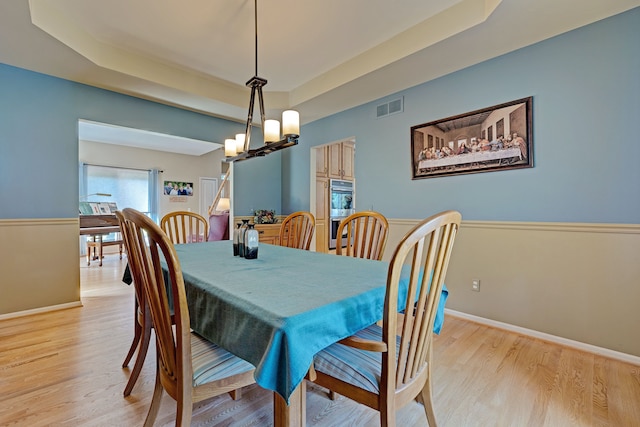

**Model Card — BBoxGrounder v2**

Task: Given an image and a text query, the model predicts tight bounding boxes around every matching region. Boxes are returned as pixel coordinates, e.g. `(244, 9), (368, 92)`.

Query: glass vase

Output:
(245, 224), (259, 259)
(238, 219), (249, 257)
(233, 223), (242, 256)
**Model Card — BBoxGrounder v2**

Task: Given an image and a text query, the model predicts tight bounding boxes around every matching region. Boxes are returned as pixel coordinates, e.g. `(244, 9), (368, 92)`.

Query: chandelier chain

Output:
(254, 0), (258, 77)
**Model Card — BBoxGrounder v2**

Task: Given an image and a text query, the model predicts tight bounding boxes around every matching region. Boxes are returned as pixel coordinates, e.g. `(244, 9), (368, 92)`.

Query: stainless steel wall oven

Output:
(329, 179), (354, 249)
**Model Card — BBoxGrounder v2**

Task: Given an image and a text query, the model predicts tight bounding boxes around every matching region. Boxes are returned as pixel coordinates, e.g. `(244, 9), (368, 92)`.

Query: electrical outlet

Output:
(472, 279), (480, 292)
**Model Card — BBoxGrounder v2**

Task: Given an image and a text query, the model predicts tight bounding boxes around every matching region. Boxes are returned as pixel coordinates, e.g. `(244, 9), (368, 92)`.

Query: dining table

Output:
(169, 240), (448, 427)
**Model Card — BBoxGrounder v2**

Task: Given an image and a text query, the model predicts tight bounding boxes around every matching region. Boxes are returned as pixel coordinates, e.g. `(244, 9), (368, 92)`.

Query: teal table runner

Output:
(174, 240), (448, 403)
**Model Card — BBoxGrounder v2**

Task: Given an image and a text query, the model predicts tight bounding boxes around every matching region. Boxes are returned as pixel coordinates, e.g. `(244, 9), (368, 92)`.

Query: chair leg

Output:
(143, 366), (163, 427)
(380, 404), (396, 427)
(176, 392), (193, 427)
(122, 299), (142, 368)
(420, 374), (438, 427)
(123, 316), (152, 397)
(229, 387), (243, 400)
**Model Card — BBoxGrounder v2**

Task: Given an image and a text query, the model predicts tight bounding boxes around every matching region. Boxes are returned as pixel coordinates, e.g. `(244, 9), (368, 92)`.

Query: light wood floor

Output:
(1, 255), (639, 426)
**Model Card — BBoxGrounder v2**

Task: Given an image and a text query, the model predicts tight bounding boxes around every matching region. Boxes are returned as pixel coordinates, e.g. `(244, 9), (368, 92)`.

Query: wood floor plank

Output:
(0, 256), (638, 426)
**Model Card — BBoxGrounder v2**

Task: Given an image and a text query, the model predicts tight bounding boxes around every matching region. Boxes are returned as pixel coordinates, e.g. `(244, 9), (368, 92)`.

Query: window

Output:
(80, 164), (158, 221)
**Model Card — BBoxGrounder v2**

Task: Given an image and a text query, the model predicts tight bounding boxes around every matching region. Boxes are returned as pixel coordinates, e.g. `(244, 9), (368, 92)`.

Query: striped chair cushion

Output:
(191, 332), (254, 387)
(313, 324), (399, 394)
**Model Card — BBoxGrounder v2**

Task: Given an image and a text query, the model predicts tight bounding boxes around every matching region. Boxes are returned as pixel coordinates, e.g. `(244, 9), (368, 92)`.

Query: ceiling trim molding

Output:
(78, 120), (222, 156)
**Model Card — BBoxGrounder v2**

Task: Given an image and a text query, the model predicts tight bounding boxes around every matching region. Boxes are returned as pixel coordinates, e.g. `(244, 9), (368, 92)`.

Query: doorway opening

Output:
(311, 138), (356, 254)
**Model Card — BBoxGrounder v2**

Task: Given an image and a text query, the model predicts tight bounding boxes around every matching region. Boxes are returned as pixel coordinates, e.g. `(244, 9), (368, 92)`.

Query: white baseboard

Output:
(445, 308), (640, 366)
(0, 301), (83, 321)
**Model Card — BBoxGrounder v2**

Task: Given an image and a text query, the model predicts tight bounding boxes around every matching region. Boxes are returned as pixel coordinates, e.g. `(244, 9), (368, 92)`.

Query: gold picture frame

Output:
(411, 97), (533, 179)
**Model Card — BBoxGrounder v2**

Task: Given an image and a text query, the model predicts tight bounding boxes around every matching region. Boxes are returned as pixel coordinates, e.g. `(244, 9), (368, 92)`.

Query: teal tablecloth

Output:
(173, 240), (448, 403)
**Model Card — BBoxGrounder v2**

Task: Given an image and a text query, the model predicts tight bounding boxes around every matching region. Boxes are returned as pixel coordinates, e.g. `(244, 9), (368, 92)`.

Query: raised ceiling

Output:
(1, 0), (638, 126)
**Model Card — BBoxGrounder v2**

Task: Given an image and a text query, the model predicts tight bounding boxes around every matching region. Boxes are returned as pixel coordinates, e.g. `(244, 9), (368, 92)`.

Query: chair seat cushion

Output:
(313, 324), (394, 394)
(191, 332), (254, 387)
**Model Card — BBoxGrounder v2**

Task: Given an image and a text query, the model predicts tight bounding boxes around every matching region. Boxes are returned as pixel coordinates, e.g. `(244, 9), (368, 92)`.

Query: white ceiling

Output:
(2, 0), (639, 127)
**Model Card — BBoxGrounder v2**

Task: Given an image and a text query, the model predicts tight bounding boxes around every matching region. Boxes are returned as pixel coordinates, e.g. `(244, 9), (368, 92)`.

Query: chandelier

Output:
(224, 0), (299, 162)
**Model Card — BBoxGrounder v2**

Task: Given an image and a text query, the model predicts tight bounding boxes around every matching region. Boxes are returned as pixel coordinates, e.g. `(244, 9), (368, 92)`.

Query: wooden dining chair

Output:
(125, 208), (207, 381)
(116, 210), (155, 397)
(116, 211), (228, 399)
(311, 210), (461, 427)
(336, 211), (389, 261)
(119, 208), (255, 426)
(279, 211), (315, 250)
(119, 211), (242, 399)
(161, 210), (209, 244)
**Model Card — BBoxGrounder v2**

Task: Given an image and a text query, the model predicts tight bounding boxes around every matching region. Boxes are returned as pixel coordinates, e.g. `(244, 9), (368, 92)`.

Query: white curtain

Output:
(148, 169), (160, 223)
(79, 162), (88, 202)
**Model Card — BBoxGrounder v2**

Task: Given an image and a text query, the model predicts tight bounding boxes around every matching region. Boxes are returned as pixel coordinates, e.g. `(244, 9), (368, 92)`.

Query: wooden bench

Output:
(87, 233), (123, 266)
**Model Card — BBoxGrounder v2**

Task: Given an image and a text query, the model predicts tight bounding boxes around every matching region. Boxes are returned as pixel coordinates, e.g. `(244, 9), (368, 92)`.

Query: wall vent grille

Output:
(376, 97), (404, 118)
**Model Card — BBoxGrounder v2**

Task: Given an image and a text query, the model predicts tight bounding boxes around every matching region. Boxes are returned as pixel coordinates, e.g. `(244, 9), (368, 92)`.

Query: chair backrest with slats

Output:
(120, 208), (192, 402)
(381, 210), (461, 404)
(336, 211), (389, 261)
(279, 211), (315, 250)
(161, 211), (209, 244)
(115, 210), (143, 305)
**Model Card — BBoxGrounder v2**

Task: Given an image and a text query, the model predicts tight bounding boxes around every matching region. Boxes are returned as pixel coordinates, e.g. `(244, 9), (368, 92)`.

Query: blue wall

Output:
(234, 152), (282, 216)
(2, 8), (638, 223)
(285, 8), (640, 224)
(0, 64), (278, 219)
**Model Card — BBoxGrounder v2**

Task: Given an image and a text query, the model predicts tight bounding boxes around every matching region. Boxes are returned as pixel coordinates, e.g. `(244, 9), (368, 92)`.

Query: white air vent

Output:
(376, 97), (404, 118)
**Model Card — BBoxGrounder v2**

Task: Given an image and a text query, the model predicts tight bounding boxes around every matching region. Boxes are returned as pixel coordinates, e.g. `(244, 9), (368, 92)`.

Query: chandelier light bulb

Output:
(225, 139), (237, 156)
(264, 119), (280, 143)
(282, 110), (299, 137)
(235, 133), (246, 153)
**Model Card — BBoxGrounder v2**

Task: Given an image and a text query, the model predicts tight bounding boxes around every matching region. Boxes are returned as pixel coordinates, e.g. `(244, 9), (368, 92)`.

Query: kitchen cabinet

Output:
(315, 178), (329, 221)
(328, 141), (354, 180)
(253, 223), (281, 245)
(316, 146), (329, 177)
(315, 222), (328, 253)
(315, 178), (329, 253)
(341, 142), (354, 180)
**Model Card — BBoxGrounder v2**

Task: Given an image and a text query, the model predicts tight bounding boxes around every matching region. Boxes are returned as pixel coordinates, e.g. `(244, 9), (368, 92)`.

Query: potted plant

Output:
(253, 209), (277, 224)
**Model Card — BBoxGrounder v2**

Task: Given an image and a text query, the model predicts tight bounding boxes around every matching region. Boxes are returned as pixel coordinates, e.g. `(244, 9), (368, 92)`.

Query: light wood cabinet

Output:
(315, 146), (329, 177)
(328, 144), (341, 178)
(315, 178), (329, 221)
(253, 223), (281, 245)
(328, 141), (354, 180)
(315, 178), (329, 253)
(315, 222), (328, 254)
(341, 142), (354, 180)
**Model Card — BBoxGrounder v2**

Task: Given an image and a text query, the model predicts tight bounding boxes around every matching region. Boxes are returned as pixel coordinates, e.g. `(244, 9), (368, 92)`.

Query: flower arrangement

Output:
(253, 209), (277, 224)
